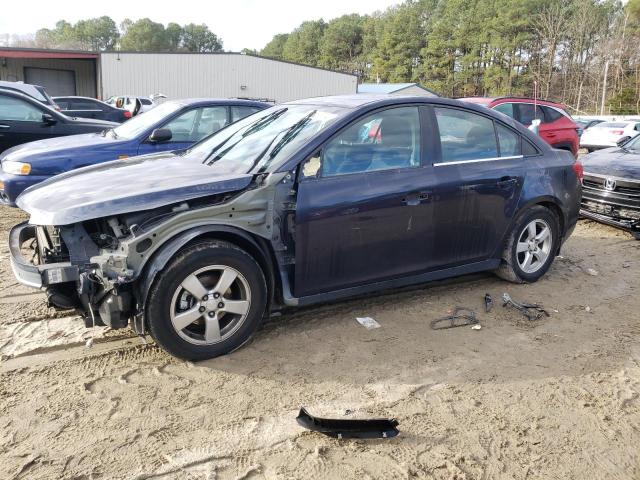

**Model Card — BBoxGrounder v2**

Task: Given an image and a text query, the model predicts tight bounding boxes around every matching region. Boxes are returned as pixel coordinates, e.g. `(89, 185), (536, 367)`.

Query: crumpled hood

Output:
(581, 147), (640, 179)
(17, 152), (253, 225)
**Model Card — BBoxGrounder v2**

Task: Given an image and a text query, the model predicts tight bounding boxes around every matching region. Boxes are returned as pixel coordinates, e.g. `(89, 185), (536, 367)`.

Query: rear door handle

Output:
(0, 124), (10, 129)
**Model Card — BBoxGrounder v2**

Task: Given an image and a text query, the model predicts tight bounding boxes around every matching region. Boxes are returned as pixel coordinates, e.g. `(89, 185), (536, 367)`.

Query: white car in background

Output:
(105, 94), (166, 117)
(580, 120), (640, 151)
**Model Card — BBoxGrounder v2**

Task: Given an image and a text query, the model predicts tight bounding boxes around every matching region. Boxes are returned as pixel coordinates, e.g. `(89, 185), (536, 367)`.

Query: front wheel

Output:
(495, 206), (560, 283)
(146, 240), (267, 360)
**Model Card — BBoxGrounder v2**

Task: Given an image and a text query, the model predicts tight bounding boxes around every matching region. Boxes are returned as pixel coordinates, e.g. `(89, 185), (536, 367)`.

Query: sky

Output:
(0, 0), (400, 51)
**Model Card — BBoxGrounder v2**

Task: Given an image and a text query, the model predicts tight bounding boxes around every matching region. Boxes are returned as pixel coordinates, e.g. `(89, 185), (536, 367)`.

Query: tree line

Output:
(13, 17), (223, 53)
(1, 0), (639, 114)
(260, 0), (640, 115)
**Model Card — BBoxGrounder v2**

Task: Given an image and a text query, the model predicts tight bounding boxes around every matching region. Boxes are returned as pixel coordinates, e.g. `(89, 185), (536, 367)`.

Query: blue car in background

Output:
(0, 98), (269, 205)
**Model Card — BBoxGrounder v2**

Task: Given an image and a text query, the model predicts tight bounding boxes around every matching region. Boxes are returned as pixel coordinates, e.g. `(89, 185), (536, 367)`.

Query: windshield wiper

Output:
(269, 111), (316, 159)
(203, 108), (289, 166)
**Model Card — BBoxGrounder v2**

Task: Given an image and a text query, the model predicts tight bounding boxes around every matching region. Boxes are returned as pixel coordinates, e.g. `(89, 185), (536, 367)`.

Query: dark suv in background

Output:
(461, 97), (580, 156)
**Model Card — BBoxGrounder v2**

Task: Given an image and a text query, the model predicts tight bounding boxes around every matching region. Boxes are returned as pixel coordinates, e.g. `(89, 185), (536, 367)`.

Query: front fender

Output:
(135, 225), (273, 313)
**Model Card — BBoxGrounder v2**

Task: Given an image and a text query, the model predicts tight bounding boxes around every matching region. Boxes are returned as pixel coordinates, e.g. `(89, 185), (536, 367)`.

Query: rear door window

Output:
(231, 105), (262, 123)
(515, 103), (545, 126)
(434, 107), (498, 163)
(496, 124), (521, 157)
(493, 102), (515, 119)
(321, 106), (421, 177)
(541, 106), (564, 122)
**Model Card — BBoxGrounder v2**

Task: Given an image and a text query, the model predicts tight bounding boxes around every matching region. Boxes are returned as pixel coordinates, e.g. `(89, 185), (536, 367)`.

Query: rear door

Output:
(429, 106), (526, 266)
(294, 105), (439, 297)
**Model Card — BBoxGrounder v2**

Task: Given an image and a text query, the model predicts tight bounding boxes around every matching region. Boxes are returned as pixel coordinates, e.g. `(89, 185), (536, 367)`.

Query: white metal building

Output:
(0, 48), (358, 103)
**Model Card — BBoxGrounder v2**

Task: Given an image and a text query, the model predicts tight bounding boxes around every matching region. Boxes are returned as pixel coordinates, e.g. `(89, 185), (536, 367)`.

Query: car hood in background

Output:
(1, 133), (129, 174)
(17, 152), (253, 226)
(581, 147), (640, 178)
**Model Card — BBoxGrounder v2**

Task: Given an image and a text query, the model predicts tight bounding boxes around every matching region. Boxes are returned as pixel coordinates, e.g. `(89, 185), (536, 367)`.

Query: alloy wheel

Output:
(516, 219), (553, 274)
(169, 265), (252, 345)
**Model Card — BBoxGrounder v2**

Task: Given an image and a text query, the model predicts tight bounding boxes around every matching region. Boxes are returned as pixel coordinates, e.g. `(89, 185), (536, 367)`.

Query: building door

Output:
(24, 67), (76, 96)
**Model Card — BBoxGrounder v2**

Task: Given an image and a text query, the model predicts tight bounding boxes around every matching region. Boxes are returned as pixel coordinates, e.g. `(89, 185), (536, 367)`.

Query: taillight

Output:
(572, 160), (584, 182)
(124, 110), (132, 119)
(611, 130), (624, 135)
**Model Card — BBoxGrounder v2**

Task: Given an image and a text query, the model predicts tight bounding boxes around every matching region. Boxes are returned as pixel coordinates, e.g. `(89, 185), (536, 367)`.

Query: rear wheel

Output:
(495, 206), (559, 283)
(146, 240), (267, 360)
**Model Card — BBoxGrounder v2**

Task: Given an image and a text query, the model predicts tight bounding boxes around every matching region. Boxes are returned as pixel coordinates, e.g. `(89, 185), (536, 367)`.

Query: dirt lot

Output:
(0, 205), (638, 480)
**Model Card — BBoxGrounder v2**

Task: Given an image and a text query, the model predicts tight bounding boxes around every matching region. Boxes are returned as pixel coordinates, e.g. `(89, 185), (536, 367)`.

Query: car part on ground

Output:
(484, 293), (493, 313)
(296, 407), (400, 439)
(580, 121), (640, 151)
(580, 137), (640, 238)
(8, 94), (582, 360)
(460, 96), (580, 157)
(0, 98), (269, 206)
(430, 307), (478, 330)
(502, 293), (550, 321)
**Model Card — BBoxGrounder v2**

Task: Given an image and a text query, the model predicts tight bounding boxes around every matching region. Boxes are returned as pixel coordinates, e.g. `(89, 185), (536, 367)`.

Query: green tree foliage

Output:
(319, 14), (365, 72)
(181, 23), (223, 52)
(282, 20), (326, 65)
(30, 17), (222, 53)
(119, 18), (169, 51)
(260, 34), (289, 59)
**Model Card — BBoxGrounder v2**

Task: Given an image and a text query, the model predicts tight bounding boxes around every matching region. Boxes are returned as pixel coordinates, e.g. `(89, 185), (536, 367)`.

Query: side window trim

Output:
(433, 155), (523, 167)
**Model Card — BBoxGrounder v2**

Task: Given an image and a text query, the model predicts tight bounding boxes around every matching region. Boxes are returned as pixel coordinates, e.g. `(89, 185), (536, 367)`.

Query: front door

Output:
(294, 106), (438, 297)
(0, 95), (56, 152)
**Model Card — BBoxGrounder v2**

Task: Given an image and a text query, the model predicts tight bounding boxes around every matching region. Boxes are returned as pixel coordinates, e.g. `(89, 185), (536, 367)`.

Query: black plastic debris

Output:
(430, 307), (478, 330)
(484, 293), (494, 313)
(296, 407), (399, 439)
(502, 293), (550, 321)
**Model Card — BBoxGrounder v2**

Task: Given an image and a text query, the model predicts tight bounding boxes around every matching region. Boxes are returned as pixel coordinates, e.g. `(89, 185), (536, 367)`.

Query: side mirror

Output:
(42, 113), (57, 125)
(148, 128), (172, 143)
(616, 136), (631, 147)
(528, 119), (541, 135)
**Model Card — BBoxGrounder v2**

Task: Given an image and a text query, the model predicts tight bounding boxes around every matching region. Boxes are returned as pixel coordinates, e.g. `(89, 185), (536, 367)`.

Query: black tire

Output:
(146, 240), (267, 360)
(495, 206), (560, 283)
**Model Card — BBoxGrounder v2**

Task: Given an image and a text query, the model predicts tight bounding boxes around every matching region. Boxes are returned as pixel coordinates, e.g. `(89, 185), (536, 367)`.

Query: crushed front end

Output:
(10, 218), (136, 329)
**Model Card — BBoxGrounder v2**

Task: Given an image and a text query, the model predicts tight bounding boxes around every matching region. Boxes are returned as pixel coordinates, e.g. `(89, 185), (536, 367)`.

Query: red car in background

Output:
(460, 97), (580, 157)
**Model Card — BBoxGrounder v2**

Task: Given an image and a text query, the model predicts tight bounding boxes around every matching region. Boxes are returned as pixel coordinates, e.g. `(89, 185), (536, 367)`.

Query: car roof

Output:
(284, 94), (503, 115)
(163, 98), (271, 108)
(459, 96), (567, 109)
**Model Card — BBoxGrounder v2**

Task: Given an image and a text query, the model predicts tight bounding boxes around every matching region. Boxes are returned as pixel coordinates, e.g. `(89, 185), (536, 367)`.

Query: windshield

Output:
(182, 104), (343, 174)
(596, 122), (627, 129)
(112, 102), (182, 139)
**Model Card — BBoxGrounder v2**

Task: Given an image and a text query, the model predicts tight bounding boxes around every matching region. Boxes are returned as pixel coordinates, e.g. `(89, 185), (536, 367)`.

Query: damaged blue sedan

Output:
(9, 95), (582, 360)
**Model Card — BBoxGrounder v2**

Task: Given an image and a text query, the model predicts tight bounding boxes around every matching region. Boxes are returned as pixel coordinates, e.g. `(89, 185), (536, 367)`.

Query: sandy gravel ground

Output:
(0, 205), (638, 479)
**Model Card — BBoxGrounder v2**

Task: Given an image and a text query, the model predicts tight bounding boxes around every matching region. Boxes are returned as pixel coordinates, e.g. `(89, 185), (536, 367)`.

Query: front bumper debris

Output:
(296, 407), (399, 439)
(9, 222), (78, 289)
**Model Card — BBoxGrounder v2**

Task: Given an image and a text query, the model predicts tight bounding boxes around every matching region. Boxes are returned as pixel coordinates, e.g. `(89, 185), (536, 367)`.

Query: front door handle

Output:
(0, 124), (10, 129)
(497, 177), (518, 188)
(402, 191), (431, 206)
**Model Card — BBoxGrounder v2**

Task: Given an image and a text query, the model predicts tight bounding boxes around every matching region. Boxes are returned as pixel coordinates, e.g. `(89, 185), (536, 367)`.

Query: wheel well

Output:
(538, 201), (565, 239)
(183, 231), (279, 311)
